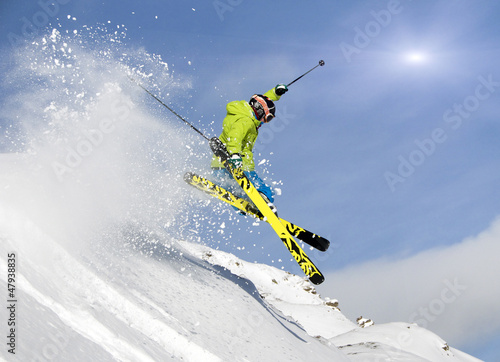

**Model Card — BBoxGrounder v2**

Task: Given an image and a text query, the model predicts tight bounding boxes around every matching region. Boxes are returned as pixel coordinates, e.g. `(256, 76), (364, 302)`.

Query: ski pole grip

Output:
(209, 137), (230, 161)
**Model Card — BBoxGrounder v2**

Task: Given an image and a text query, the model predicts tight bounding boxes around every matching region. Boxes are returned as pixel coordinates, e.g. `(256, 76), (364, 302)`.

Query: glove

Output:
(244, 171), (275, 203)
(227, 153), (242, 169)
(275, 84), (288, 96)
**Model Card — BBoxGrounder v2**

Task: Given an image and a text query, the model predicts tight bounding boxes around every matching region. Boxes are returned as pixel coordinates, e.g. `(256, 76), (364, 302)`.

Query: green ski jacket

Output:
(211, 88), (281, 171)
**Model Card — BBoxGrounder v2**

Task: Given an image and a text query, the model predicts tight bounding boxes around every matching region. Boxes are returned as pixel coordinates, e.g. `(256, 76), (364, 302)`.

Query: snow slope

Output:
(0, 194), (481, 361)
(0, 27), (482, 362)
(0, 192), (482, 361)
(0, 203), (347, 361)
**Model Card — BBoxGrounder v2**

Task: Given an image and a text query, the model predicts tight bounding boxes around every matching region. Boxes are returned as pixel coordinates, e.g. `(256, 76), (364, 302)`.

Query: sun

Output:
(404, 52), (428, 64)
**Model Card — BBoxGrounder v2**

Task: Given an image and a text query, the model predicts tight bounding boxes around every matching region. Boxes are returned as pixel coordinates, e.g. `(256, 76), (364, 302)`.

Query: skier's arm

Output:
(263, 88), (281, 102)
(263, 84), (288, 101)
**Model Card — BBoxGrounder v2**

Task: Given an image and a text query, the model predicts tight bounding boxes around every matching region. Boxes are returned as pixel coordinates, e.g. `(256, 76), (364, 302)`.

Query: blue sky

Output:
(1, 0), (500, 359)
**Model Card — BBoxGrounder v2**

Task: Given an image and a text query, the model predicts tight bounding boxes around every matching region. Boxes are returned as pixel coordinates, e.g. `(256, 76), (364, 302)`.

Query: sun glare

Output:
(405, 52), (428, 64)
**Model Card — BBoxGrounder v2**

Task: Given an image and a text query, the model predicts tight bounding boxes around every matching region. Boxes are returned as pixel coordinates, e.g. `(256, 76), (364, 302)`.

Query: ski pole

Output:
(286, 60), (325, 87)
(127, 75), (210, 141)
(128, 75), (230, 158)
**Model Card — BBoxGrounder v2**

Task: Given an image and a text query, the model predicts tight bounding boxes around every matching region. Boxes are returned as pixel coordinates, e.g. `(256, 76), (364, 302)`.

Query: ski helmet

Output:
(249, 94), (275, 123)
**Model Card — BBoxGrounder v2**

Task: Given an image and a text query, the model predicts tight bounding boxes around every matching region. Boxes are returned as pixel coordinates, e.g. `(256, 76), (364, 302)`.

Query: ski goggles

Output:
(264, 113), (274, 123)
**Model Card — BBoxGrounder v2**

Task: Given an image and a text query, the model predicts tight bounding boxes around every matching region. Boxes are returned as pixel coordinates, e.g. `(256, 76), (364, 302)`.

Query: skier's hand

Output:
(275, 84), (288, 96)
(228, 153), (243, 169)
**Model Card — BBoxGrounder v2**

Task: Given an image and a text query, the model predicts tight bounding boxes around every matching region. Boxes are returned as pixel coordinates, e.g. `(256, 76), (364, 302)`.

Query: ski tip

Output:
(318, 239), (330, 252)
(184, 172), (195, 182)
(309, 273), (325, 285)
(308, 235), (330, 252)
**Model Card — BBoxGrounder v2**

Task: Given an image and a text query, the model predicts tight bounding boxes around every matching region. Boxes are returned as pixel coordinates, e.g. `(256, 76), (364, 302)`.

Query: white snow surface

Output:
(0, 28), (483, 361)
(0, 194), (482, 362)
(0, 194), (482, 361)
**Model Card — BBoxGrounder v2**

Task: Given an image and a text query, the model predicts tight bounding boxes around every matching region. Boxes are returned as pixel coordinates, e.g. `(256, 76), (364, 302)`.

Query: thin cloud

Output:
(319, 216), (500, 350)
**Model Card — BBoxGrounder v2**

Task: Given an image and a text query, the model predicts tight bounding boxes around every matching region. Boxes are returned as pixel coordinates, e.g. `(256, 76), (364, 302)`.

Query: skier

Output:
(210, 84), (289, 207)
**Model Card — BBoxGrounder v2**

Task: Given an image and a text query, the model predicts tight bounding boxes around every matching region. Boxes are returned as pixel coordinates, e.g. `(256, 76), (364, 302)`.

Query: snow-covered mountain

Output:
(0, 28), (482, 361)
(0, 186), (481, 361)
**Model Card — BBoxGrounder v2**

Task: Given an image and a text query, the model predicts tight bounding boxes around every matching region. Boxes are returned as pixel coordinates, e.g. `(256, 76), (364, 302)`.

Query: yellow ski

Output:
(184, 172), (330, 252)
(226, 165), (324, 284)
(208, 136), (325, 284)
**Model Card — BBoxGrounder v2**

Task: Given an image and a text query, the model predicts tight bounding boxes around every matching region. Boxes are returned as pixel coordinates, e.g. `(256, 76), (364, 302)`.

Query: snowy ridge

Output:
(179, 239), (357, 339)
(333, 323), (482, 361)
(179, 240), (482, 362)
